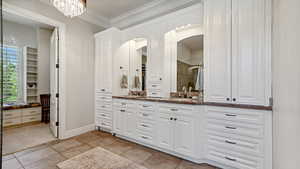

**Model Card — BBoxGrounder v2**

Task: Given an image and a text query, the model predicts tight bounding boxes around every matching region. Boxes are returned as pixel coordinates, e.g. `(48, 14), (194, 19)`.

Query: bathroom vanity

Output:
(94, 0), (272, 169)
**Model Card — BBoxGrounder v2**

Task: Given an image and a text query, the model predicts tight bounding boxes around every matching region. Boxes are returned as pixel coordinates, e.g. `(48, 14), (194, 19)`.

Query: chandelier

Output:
(51, 0), (87, 18)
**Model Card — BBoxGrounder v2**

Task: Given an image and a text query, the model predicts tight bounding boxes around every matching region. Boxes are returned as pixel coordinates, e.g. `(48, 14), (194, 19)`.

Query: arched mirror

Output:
(164, 24), (203, 98)
(118, 38), (148, 94)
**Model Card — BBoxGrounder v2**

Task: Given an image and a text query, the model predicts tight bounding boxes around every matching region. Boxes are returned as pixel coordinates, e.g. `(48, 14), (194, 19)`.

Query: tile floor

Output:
(2, 130), (218, 169)
(3, 123), (57, 155)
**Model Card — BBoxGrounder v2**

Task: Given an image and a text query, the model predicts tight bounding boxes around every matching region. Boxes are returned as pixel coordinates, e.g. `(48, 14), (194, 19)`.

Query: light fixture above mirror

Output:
(51, 0), (87, 18)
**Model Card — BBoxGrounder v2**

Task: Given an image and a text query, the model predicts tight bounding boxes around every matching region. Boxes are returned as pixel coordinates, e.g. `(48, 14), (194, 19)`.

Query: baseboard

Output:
(62, 124), (95, 139)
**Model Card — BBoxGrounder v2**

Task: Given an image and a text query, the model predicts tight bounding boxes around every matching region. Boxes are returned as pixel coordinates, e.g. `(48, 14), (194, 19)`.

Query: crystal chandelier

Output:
(51, 0), (87, 18)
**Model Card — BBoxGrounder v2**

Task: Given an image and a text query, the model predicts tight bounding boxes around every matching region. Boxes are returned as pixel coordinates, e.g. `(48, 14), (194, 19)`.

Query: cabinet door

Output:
(113, 109), (124, 135)
(95, 38), (103, 91)
(124, 110), (137, 139)
(204, 0), (232, 103)
(231, 0), (268, 106)
(174, 114), (196, 157)
(102, 37), (113, 92)
(156, 113), (173, 150)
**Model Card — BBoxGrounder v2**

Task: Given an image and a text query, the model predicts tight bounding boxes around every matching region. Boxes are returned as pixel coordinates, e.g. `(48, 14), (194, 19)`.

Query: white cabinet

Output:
(204, 0), (271, 106)
(174, 114), (196, 157)
(204, 0), (232, 103)
(156, 112), (174, 150)
(95, 27), (121, 93)
(123, 110), (137, 139)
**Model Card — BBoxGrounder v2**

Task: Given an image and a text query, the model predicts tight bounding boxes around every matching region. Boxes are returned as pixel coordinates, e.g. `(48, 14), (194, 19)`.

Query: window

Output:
(1, 45), (24, 104)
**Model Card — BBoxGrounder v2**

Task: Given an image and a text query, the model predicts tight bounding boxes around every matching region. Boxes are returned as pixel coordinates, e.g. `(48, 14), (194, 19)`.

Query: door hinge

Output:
(56, 64), (59, 68)
(56, 122), (59, 126)
(56, 93), (59, 98)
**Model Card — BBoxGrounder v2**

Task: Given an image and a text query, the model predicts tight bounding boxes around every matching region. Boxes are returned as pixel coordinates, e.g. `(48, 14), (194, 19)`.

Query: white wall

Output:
(273, 0), (300, 168)
(37, 28), (52, 95)
(3, 19), (37, 48)
(4, 0), (104, 133)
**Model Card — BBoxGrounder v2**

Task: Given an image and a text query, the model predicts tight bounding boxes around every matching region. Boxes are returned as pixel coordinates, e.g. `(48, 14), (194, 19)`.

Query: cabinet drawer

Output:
(96, 95), (112, 102)
(138, 103), (154, 111)
(96, 103), (112, 112)
(207, 133), (263, 156)
(137, 132), (154, 145)
(148, 84), (161, 90)
(137, 120), (154, 133)
(113, 100), (131, 108)
(3, 118), (22, 127)
(22, 107), (41, 117)
(96, 110), (112, 120)
(207, 146), (263, 169)
(96, 89), (112, 95)
(206, 107), (264, 125)
(207, 119), (264, 138)
(138, 111), (154, 121)
(96, 118), (112, 129)
(159, 105), (193, 116)
(148, 90), (161, 98)
(3, 110), (22, 119)
(22, 114), (41, 123)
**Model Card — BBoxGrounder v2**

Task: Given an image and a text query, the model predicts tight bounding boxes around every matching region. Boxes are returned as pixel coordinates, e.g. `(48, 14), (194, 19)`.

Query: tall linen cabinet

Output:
(94, 28), (121, 130)
(204, 0), (272, 106)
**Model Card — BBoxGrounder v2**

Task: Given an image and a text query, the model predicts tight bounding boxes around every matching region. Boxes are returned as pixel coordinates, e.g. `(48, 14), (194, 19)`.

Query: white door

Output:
(204, 0), (232, 103)
(173, 114), (196, 157)
(50, 28), (59, 137)
(231, 0), (268, 106)
(124, 110), (136, 139)
(113, 108), (124, 135)
(156, 113), (173, 150)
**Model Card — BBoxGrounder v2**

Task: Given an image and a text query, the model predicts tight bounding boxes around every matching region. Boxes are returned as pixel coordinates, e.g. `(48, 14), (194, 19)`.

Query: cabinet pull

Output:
(142, 105), (149, 108)
(5, 114), (13, 117)
(101, 114), (106, 117)
(170, 108), (178, 111)
(225, 157), (237, 162)
(225, 126), (237, 130)
(142, 113), (149, 117)
(101, 89), (105, 92)
(225, 114), (237, 117)
(101, 123), (106, 126)
(120, 110), (125, 112)
(141, 124), (149, 128)
(29, 118), (36, 120)
(30, 111), (36, 114)
(141, 136), (148, 139)
(152, 85), (157, 87)
(225, 140), (237, 145)
(121, 103), (126, 105)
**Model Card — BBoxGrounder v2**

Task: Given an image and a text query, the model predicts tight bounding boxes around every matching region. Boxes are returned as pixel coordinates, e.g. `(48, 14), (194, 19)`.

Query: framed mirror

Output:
(164, 24), (203, 97)
(118, 38), (148, 93)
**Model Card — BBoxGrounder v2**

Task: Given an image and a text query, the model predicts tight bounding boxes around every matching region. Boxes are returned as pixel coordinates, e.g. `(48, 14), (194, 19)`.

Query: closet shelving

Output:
(24, 46), (38, 103)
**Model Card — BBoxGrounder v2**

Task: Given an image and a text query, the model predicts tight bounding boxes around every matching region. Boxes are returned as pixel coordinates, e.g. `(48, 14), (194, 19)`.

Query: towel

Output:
(120, 74), (128, 89)
(134, 76), (141, 89)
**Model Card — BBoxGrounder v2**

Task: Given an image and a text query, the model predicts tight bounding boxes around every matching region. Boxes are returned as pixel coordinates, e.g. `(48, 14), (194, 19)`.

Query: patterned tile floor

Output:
(2, 130), (218, 169)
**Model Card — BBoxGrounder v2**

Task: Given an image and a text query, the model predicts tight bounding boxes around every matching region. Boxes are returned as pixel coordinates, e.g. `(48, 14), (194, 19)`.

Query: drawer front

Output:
(3, 118), (22, 127)
(137, 120), (154, 133)
(96, 118), (112, 129)
(207, 133), (263, 156)
(22, 114), (41, 123)
(22, 107), (41, 116)
(3, 110), (22, 119)
(113, 100), (129, 108)
(96, 95), (112, 102)
(159, 105), (193, 116)
(96, 89), (112, 95)
(148, 84), (161, 90)
(207, 107), (264, 125)
(207, 119), (264, 138)
(96, 100), (112, 108)
(138, 111), (154, 121)
(148, 90), (161, 98)
(138, 103), (154, 111)
(207, 146), (263, 169)
(96, 103), (112, 112)
(137, 132), (154, 145)
(96, 110), (112, 120)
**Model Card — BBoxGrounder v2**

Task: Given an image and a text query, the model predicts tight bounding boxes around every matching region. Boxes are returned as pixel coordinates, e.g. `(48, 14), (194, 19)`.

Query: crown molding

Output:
(110, 0), (203, 29)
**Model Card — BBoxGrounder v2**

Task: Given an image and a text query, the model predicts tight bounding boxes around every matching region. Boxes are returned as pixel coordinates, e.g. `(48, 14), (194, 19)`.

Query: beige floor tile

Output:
(142, 152), (181, 169)
(103, 140), (134, 155)
(2, 158), (24, 169)
(17, 147), (58, 166)
(74, 132), (102, 144)
(3, 123), (57, 155)
(51, 139), (82, 153)
(87, 135), (118, 148)
(60, 144), (92, 159)
(23, 153), (65, 169)
(121, 147), (153, 164)
(177, 161), (218, 169)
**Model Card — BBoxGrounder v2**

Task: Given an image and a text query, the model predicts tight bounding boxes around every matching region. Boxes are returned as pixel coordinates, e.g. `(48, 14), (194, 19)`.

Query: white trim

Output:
(63, 124), (95, 139)
(3, 2), (67, 140)
(111, 0), (203, 29)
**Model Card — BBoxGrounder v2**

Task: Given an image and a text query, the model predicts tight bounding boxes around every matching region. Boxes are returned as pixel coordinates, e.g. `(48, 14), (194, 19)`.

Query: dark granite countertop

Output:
(112, 96), (272, 111)
(2, 103), (42, 110)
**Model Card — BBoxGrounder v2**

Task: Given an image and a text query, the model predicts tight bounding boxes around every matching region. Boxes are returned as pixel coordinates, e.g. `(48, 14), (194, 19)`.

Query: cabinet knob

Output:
(170, 117), (173, 120)
(233, 98), (236, 102)
(226, 98), (230, 101)
(174, 118), (177, 121)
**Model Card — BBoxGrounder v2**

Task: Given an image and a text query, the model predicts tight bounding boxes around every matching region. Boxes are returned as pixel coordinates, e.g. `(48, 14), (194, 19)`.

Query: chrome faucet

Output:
(182, 86), (187, 98)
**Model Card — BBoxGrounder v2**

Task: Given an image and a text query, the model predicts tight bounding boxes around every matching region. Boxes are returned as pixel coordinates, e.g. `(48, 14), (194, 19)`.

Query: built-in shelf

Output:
(24, 46), (38, 104)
